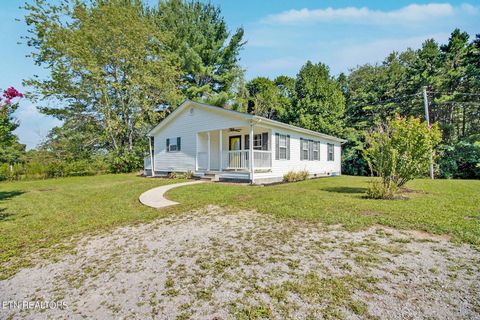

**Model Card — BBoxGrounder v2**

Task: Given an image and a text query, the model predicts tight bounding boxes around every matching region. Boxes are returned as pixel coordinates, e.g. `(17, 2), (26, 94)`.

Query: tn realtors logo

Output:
(2, 300), (68, 310)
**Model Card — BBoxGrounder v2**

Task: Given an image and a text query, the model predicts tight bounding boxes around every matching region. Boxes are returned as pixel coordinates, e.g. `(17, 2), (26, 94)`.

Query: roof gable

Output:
(148, 100), (252, 136)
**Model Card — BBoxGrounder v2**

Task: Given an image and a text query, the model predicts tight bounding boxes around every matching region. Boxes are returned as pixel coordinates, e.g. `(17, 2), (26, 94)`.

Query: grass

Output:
(167, 176), (480, 245)
(0, 173), (479, 280)
(0, 173), (184, 279)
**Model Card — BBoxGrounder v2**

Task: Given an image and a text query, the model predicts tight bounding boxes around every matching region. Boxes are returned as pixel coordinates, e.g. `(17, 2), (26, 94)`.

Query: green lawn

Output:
(0, 174), (184, 279)
(0, 174), (479, 280)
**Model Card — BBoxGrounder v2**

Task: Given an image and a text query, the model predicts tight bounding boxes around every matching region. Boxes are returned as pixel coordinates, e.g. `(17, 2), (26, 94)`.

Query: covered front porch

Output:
(195, 125), (272, 178)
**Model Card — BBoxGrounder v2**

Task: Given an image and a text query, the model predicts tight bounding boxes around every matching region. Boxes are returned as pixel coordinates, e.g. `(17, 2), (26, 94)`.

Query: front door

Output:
(229, 135), (241, 151)
(229, 135), (242, 169)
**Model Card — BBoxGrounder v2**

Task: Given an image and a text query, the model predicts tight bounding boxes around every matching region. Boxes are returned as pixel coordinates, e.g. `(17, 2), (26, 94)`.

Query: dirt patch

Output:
(1, 206), (479, 319)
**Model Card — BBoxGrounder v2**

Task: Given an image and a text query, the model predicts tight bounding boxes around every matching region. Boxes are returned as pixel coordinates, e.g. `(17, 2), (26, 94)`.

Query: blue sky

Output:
(1, 1), (479, 149)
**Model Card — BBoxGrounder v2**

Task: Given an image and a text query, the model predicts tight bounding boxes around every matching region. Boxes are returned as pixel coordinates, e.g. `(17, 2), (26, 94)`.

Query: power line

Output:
(426, 92), (480, 97)
(351, 91), (480, 109)
(351, 93), (422, 109)
(435, 101), (480, 106)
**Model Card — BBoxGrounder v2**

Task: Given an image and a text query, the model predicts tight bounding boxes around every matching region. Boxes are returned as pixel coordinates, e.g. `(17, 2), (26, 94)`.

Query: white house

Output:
(145, 100), (347, 184)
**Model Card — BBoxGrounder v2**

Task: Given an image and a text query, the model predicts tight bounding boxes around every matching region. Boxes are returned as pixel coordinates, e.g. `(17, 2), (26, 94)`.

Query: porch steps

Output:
(199, 173), (219, 182)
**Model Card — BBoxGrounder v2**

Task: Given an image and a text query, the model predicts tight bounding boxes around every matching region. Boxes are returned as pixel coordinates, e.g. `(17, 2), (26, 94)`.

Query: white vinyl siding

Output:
(268, 128), (342, 178)
(152, 105), (248, 172)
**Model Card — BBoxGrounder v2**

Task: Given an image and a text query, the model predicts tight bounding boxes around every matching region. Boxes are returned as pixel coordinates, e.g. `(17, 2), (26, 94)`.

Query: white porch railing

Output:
(253, 150), (272, 169)
(223, 150), (249, 170)
(221, 150), (272, 170)
(198, 152), (208, 170)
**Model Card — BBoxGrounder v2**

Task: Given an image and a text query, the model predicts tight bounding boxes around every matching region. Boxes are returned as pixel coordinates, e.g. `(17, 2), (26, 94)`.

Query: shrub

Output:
(168, 172), (178, 179)
(366, 179), (398, 199)
(363, 116), (441, 199)
(283, 170), (309, 182)
(182, 170), (194, 179)
(297, 169), (309, 181)
(0, 156), (110, 181)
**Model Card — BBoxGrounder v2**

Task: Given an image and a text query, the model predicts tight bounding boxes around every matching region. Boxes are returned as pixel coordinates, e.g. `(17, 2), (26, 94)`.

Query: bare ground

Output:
(1, 205), (479, 319)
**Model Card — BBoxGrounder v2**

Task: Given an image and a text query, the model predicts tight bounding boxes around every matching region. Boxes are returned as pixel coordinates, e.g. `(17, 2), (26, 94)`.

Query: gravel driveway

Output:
(1, 205), (479, 319)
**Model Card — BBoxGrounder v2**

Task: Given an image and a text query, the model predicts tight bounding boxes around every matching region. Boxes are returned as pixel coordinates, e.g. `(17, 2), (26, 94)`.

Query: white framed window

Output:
(302, 139), (309, 160)
(167, 137), (181, 152)
(327, 143), (334, 161)
(253, 134), (263, 150)
(279, 135), (287, 159)
(275, 133), (289, 160)
(313, 141), (319, 160)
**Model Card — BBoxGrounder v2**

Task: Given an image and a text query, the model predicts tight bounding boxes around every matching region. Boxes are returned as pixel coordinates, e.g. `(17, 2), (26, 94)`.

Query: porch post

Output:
(219, 129), (223, 172)
(249, 123), (254, 182)
(195, 133), (199, 171)
(207, 131), (211, 171)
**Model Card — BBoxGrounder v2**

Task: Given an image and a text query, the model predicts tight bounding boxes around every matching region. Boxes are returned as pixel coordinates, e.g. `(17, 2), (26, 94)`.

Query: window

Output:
(166, 137), (181, 152)
(275, 133), (289, 160)
(301, 139), (309, 160)
(246, 133), (269, 150)
(253, 134), (262, 150)
(313, 141), (319, 160)
(301, 138), (321, 161)
(327, 143), (334, 161)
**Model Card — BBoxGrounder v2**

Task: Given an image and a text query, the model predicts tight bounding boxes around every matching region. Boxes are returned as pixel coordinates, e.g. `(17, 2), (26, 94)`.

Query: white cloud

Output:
(262, 3), (477, 25)
(330, 33), (451, 73)
(13, 102), (62, 149)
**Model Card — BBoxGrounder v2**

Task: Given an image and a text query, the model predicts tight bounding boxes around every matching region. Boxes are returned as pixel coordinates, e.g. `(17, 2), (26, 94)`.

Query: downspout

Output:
(148, 135), (155, 177)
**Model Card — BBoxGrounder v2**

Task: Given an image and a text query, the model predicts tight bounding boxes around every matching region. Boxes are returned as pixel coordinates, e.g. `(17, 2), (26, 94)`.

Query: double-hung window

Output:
(313, 141), (319, 160)
(327, 143), (334, 161)
(166, 137), (181, 152)
(301, 139), (309, 160)
(275, 133), (290, 160)
(279, 134), (287, 159)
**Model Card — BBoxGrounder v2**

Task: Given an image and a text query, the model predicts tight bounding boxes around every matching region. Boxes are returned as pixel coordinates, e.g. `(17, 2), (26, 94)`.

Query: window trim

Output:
(313, 141), (319, 161)
(301, 139), (309, 161)
(167, 137), (181, 153)
(276, 133), (289, 160)
(327, 143), (334, 161)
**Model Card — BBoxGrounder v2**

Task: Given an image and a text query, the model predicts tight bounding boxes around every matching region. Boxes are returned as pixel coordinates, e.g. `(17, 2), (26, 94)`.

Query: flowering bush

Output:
(1, 86), (24, 165)
(0, 87), (23, 113)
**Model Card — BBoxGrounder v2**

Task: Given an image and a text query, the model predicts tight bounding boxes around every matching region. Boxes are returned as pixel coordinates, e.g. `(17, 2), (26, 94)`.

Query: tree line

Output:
(1, 0), (478, 180)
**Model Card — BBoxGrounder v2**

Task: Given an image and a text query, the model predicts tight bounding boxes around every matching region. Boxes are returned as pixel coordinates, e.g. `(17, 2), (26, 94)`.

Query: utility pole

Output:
(423, 86), (434, 179)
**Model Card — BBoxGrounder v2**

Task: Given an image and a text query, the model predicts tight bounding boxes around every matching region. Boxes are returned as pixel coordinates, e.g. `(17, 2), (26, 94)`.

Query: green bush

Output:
(0, 157), (110, 182)
(363, 116), (441, 199)
(437, 139), (480, 179)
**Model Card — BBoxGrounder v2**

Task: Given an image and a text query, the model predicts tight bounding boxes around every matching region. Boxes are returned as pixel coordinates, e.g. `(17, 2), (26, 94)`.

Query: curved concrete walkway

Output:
(139, 181), (205, 209)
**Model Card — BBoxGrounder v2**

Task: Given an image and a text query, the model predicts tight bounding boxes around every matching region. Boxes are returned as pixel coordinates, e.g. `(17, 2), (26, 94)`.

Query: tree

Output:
(155, 0), (245, 106)
(23, 0), (180, 172)
(363, 116), (441, 199)
(291, 61), (345, 136)
(344, 29), (480, 178)
(245, 75), (294, 120)
(0, 87), (25, 164)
